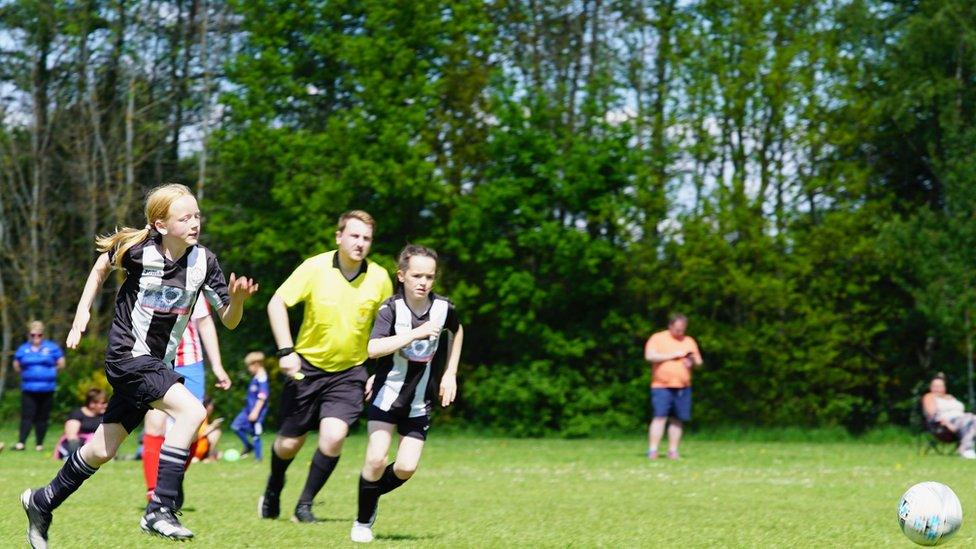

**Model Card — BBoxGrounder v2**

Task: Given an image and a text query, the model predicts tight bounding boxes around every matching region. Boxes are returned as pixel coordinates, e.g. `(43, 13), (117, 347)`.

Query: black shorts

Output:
(277, 355), (367, 437)
(367, 405), (430, 441)
(104, 356), (184, 433)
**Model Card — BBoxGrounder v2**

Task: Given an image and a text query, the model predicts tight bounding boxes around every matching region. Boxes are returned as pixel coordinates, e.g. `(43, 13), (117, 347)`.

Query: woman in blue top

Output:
(13, 321), (66, 451)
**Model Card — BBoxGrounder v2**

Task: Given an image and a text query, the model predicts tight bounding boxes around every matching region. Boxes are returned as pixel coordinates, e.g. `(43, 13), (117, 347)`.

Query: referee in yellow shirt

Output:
(259, 210), (393, 523)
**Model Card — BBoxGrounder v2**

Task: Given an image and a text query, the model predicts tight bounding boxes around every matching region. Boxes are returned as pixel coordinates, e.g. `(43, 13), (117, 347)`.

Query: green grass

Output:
(0, 426), (973, 547)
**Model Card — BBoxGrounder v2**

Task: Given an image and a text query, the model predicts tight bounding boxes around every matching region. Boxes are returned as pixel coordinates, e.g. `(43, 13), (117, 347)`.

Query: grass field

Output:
(0, 426), (973, 547)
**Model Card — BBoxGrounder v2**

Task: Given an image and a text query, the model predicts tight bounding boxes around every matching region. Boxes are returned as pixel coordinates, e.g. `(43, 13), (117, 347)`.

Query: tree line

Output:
(1, 0), (974, 435)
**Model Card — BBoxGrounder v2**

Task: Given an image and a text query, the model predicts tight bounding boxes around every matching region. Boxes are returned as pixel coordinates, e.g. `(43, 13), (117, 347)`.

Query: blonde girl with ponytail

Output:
(21, 183), (258, 547)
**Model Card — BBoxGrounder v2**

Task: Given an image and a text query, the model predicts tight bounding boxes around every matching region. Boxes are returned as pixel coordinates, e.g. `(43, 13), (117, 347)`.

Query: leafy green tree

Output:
(855, 0), (976, 407)
(207, 0), (493, 365)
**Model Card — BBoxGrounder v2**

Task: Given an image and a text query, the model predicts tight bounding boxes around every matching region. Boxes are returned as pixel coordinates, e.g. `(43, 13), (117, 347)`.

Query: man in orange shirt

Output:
(644, 314), (702, 459)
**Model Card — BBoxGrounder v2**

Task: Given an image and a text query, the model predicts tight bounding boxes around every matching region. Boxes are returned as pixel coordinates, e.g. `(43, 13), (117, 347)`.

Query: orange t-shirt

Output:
(645, 330), (701, 388)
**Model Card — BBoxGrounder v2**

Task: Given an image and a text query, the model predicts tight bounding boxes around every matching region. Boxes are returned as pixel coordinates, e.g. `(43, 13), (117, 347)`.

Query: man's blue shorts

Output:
(176, 361), (206, 401)
(651, 387), (692, 422)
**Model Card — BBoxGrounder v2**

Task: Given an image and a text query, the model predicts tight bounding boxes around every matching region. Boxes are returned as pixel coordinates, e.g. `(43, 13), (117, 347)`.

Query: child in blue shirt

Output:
(231, 351), (270, 460)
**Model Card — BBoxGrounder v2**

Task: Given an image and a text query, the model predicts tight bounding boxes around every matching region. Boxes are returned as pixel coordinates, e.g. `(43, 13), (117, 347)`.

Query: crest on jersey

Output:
(394, 298), (449, 364)
(400, 336), (440, 362)
(140, 284), (193, 314)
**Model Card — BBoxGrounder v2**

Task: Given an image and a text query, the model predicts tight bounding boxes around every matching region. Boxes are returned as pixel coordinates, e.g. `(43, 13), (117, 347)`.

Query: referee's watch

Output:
(276, 347), (296, 358)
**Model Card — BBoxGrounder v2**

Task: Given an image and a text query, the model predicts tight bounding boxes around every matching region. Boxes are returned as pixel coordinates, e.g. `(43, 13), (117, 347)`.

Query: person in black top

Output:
(351, 244), (464, 543)
(55, 389), (107, 460)
(20, 183), (258, 548)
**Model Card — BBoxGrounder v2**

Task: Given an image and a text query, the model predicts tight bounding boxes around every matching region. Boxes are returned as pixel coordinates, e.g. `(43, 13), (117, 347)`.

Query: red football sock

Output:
(142, 434), (165, 498)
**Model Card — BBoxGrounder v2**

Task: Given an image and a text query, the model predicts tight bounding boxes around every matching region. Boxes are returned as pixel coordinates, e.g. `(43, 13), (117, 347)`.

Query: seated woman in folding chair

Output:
(922, 372), (976, 459)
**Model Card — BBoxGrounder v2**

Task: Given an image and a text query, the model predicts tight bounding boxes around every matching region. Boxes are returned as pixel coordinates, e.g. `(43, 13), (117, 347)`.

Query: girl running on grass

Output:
(21, 183), (257, 548)
(351, 244), (464, 543)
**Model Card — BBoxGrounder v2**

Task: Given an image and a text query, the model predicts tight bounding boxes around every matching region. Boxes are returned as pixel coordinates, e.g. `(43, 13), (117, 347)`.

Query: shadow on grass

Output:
(307, 515), (353, 523)
(134, 506), (198, 513)
(375, 532), (439, 542)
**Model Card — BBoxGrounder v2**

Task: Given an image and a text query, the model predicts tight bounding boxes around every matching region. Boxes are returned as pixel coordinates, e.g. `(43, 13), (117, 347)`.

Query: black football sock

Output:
(378, 463), (408, 495)
(357, 474), (382, 524)
(32, 450), (99, 512)
(266, 449), (294, 494)
(297, 451), (340, 506)
(148, 444), (190, 511)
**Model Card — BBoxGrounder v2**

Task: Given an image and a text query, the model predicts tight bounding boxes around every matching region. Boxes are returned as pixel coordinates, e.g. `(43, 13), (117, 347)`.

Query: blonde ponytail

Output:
(96, 226), (152, 269)
(96, 183), (194, 269)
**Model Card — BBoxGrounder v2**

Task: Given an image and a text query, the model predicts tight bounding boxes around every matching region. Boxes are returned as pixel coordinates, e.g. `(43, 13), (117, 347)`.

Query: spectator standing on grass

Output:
(644, 313), (702, 460)
(13, 320), (66, 452)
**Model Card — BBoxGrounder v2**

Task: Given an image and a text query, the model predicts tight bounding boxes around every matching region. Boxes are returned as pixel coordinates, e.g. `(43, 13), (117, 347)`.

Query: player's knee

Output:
(86, 444), (116, 465)
(274, 437), (302, 458)
(183, 401), (207, 425)
(319, 434), (345, 454)
(364, 455), (386, 475)
(395, 462), (418, 479)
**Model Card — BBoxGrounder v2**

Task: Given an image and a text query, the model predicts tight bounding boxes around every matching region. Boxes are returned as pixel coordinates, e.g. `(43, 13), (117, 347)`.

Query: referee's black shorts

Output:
(277, 354), (367, 437)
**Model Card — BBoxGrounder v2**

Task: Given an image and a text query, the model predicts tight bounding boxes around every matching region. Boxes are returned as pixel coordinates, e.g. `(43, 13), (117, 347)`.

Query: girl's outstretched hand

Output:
(228, 273), (259, 302)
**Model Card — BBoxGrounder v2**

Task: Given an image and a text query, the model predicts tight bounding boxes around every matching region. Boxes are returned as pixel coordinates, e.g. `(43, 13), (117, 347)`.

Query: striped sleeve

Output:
(370, 299), (395, 339)
(202, 249), (230, 309)
(444, 302), (460, 333)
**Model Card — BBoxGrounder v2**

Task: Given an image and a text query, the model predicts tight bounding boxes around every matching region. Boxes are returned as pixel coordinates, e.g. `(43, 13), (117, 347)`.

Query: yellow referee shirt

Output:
(276, 250), (393, 372)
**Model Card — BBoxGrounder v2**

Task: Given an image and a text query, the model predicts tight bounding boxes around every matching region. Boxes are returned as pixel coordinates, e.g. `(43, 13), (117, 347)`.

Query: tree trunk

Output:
(0, 233), (10, 402)
(966, 308), (974, 410)
(28, 33), (51, 318)
(197, 0), (211, 199)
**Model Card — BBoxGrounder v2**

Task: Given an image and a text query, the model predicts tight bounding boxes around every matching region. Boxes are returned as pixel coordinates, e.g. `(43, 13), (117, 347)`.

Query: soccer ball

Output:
(222, 448), (240, 462)
(898, 482), (963, 546)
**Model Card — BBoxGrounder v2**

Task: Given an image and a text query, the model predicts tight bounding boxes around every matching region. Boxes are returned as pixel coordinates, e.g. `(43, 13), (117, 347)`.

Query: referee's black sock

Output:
(33, 450), (99, 513)
(357, 475), (382, 524)
(297, 451), (340, 505)
(378, 463), (408, 495)
(149, 444), (190, 512)
(266, 449), (294, 494)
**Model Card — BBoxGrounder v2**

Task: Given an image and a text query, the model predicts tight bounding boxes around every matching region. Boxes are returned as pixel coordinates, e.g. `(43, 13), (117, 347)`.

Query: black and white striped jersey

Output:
(106, 237), (230, 365)
(370, 293), (460, 417)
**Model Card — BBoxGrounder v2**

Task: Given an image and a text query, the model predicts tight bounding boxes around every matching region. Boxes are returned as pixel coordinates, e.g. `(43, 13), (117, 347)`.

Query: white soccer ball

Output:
(898, 482), (963, 546)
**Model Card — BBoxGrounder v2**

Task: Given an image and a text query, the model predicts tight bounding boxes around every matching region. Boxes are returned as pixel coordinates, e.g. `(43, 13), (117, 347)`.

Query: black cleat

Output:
(140, 507), (194, 540)
(258, 491), (280, 519)
(292, 503), (318, 523)
(21, 488), (52, 549)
